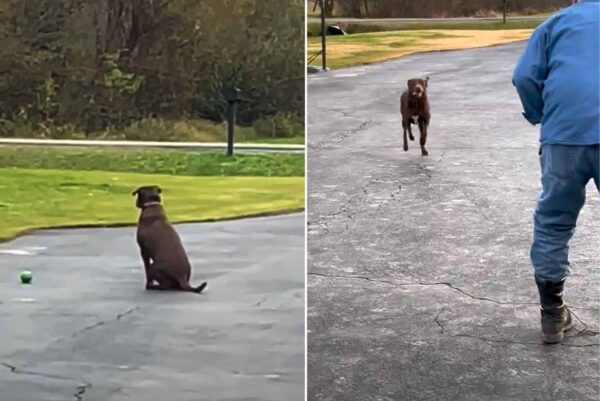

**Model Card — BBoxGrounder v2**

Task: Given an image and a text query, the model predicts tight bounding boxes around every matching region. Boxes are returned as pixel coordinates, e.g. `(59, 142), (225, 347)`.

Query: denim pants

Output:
(531, 144), (599, 281)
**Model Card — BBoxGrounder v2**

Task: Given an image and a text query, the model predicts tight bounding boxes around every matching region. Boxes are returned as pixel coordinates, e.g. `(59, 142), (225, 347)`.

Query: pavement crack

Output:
(435, 282), (534, 306)
(74, 383), (91, 401)
(308, 273), (596, 314)
(309, 202), (357, 237)
(336, 119), (372, 145)
(569, 309), (600, 338)
(310, 273), (599, 344)
(77, 306), (138, 336)
(1, 361), (83, 381)
(34, 306), (141, 354)
(308, 272), (537, 306)
(116, 306), (138, 321)
(255, 296), (268, 307)
(314, 106), (355, 118)
(433, 309), (446, 334)
(309, 119), (372, 150)
(309, 272), (396, 286)
(1, 362), (16, 372)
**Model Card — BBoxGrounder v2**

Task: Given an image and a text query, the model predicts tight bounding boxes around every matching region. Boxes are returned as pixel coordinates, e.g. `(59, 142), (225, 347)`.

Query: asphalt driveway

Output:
(0, 214), (305, 401)
(307, 43), (599, 401)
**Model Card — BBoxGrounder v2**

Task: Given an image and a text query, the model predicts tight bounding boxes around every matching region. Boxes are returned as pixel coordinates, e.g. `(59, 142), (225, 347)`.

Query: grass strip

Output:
(0, 168), (305, 241)
(0, 146), (305, 177)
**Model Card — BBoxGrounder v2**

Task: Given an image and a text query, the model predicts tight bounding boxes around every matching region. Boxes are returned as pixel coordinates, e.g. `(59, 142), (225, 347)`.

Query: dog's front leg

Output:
(402, 119), (409, 151)
(418, 119), (429, 156)
(139, 246), (155, 289)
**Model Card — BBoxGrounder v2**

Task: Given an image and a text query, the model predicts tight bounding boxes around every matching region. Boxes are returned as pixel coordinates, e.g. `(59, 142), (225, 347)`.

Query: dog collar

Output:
(142, 202), (162, 208)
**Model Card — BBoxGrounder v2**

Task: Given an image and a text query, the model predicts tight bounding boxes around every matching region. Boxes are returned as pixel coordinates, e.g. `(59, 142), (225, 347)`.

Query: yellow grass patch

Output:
(308, 29), (533, 68)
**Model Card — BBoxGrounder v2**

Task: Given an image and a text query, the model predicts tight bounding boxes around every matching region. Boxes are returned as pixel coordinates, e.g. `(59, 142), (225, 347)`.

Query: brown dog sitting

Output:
(132, 185), (207, 294)
(400, 76), (431, 156)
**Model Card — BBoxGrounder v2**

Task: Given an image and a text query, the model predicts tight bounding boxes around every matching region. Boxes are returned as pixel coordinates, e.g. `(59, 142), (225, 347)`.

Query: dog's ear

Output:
(407, 79), (413, 87)
(424, 76), (429, 87)
(132, 187), (141, 196)
(154, 185), (162, 194)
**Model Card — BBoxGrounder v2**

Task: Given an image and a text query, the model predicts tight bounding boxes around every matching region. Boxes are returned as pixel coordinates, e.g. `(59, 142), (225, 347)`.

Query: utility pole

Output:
(320, 0), (327, 70)
(223, 86), (241, 157)
(502, 0), (508, 24)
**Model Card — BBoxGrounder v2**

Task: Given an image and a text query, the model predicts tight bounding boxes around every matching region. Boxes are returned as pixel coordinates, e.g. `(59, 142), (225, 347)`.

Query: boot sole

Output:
(542, 315), (573, 344)
(542, 332), (564, 344)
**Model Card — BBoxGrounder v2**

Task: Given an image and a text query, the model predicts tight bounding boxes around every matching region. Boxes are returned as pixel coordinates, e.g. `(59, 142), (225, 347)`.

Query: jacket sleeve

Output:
(512, 27), (548, 125)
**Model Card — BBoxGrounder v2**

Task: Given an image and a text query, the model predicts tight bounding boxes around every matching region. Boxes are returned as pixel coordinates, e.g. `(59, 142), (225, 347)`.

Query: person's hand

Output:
(522, 112), (540, 126)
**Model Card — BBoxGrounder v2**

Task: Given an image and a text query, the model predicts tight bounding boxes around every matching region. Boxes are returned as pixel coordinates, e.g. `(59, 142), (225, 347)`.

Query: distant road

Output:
(307, 16), (546, 23)
(0, 138), (305, 154)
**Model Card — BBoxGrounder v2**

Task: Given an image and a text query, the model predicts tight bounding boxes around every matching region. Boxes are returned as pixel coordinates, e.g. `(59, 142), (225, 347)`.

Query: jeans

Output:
(531, 144), (599, 281)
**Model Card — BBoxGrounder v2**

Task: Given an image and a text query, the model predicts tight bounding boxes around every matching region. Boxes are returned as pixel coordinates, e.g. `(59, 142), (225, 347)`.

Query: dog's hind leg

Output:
(408, 122), (414, 141)
(146, 283), (172, 291)
(146, 269), (178, 291)
(418, 119), (429, 156)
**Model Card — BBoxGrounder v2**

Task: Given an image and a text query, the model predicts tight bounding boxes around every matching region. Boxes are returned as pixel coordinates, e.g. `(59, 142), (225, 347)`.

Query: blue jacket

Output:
(513, 0), (599, 145)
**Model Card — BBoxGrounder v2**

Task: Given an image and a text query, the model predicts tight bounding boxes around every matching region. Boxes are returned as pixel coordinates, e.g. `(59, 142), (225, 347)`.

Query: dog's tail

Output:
(179, 279), (207, 294)
(193, 282), (208, 294)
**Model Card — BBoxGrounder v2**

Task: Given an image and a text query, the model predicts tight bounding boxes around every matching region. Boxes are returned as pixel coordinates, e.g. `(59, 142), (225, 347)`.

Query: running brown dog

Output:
(400, 77), (431, 156)
(132, 185), (207, 293)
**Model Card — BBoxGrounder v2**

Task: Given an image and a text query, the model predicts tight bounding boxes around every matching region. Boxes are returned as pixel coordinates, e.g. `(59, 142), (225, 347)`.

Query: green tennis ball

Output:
(20, 271), (32, 284)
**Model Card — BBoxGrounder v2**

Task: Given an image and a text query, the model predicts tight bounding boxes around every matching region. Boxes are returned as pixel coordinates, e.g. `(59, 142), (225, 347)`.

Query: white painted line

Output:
(0, 250), (34, 256)
(0, 246), (46, 256)
(11, 298), (36, 302)
(334, 73), (360, 78)
(0, 138), (304, 152)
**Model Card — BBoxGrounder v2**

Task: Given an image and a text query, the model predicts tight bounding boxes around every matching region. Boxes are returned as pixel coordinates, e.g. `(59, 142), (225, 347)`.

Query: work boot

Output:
(535, 278), (573, 344)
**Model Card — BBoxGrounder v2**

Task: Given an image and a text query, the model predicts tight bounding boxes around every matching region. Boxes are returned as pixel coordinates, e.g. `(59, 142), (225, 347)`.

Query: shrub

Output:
(0, 120), (85, 139)
(0, 116), (302, 142)
(119, 118), (218, 141)
(252, 113), (303, 138)
(40, 123), (84, 139)
(0, 119), (36, 138)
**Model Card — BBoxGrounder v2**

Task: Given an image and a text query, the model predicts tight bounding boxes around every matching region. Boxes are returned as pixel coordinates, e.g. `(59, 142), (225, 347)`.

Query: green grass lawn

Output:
(0, 146), (304, 177)
(0, 168), (304, 241)
(0, 146), (305, 241)
(307, 29), (532, 68)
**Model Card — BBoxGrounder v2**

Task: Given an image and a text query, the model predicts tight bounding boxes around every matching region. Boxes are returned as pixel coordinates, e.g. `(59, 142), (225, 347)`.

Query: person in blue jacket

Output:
(512, 0), (599, 344)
